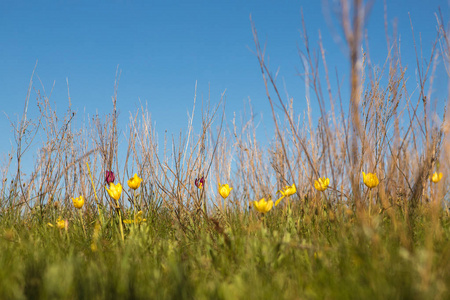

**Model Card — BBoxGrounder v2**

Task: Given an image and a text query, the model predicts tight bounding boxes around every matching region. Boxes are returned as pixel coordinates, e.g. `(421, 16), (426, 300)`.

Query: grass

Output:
(0, 203), (449, 299)
(1, 1), (450, 299)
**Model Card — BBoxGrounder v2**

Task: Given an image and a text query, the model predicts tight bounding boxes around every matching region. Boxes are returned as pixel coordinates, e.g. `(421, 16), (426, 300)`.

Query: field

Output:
(1, 6), (450, 300)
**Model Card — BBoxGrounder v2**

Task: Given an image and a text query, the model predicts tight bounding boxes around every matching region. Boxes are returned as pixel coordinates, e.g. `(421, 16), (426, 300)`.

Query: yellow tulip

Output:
(275, 183), (296, 206)
(127, 173), (143, 190)
(253, 198), (274, 214)
(123, 211), (147, 224)
(48, 217), (67, 230)
(56, 217), (66, 229)
(314, 177), (330, 192)
(105, 182), (122, 201)
(218, 183), (233, 199)
(431, 172), (443, 183)
(278, 183), (297, 197)
(362, 172), (379, 188)
(72, 195), (85, 209)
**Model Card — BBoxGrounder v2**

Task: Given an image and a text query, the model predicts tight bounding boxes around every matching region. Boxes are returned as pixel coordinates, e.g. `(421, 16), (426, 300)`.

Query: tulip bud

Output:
(105, 170), (115, 184)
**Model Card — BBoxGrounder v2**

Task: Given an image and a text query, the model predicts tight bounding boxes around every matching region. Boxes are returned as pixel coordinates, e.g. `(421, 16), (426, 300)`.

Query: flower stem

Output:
(116, 202), (125, 242)
(86, 162), (104, 225)
(132, 190), (136, 228)
(79, 209), (87, 239)
(202, 189), (208, 216)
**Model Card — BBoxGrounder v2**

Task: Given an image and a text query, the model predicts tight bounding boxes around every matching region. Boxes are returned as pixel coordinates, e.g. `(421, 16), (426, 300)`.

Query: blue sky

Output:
(0, 0), (448, 171)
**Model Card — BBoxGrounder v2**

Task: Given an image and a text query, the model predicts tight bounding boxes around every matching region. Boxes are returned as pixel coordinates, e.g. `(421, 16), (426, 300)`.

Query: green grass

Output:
(0, 202), (448, 300)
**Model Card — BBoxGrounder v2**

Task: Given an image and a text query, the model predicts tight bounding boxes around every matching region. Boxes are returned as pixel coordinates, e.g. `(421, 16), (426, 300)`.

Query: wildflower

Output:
(48, 217), (68, 230)
(431, 172), (443, 183)
(314, 251), (323, 260)
(127, 173), (143, 190)
(195, 177), (205, 189)
(253, 198), (274, 214)
(278, 184), (297, 197)
(362, 172), (379, 188)
(105, 170), (115, 184)
(56, 217), (66, 229)
(123, 211), (147, 224)
(105, 182), (122, 201)
(218, 183), (232, 199)
(72, 195), (85, 209)
(275, 183), (296, 206)
(314, 177), (330, 192)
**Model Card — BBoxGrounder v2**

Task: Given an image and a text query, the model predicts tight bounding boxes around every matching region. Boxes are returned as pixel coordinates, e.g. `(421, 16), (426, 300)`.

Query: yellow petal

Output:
(218, 183), (232, 199)
(128, 173), (143, 190)
(254, 199), (264, 212)
(275, 195), (285, 206)
(266, 200), (274, 212)
(72, 196), (85, 209)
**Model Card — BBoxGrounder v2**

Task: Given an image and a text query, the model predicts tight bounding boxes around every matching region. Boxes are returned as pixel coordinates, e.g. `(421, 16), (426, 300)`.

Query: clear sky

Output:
(0, 0), (448, 171)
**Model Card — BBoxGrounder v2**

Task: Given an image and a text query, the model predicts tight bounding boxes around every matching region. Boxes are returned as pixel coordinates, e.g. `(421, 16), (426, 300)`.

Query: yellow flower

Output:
(56, 217), (66, 229)
(105, 182), (122, 201)
(431, 172), (443, 183)
(127, 173), (143, 190)
(278, 183), (297, 197)
(47, 217), (67, 230)
(253, 198), (274, 214)
(314, 251), (323, 260)
(218, 183), (233, 199)
(362, 172), (379, 188)
(275, 183), (296, 206)
(314, 177), (330, 192)
(123, 211), (147, 224)
(72, 196), (85, 209)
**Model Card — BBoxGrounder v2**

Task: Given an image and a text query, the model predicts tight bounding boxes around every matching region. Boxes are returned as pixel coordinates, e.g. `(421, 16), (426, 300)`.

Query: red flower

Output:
(105, 170), (115, 184)
(195, 177), (205, 189)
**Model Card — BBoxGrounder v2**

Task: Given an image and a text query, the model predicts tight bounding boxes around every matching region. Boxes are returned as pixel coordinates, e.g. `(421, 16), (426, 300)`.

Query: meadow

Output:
(1, 7), (450, 300)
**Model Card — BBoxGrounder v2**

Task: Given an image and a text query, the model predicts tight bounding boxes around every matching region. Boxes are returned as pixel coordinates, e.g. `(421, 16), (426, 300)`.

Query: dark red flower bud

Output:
(195, 177), (205, 189)
(105, 170), (115, 184)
